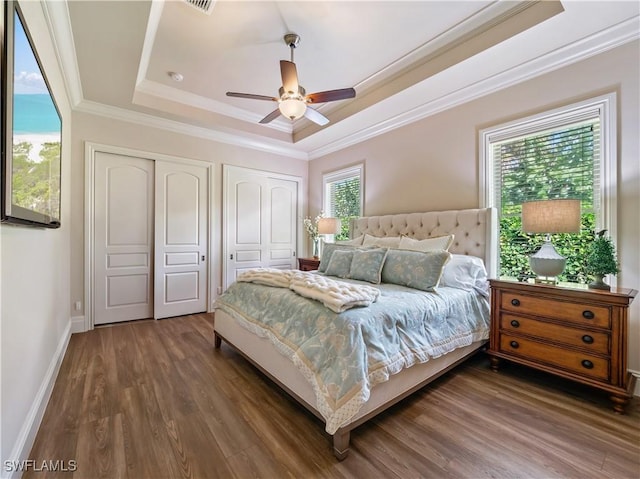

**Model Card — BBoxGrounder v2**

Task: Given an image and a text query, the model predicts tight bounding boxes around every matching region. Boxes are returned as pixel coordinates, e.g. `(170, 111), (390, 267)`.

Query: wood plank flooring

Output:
(27, 313), (639, 478)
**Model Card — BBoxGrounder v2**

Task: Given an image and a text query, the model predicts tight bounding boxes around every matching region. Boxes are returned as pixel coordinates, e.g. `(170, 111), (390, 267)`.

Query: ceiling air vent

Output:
(184, 0), (215, 15)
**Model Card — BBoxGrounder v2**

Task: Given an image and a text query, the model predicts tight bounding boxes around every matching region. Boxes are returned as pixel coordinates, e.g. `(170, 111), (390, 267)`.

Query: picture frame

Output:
(1, 0), (62, 228)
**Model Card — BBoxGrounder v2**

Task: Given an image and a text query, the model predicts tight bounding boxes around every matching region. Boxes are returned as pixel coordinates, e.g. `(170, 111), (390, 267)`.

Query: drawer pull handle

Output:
(582, 335), (594, 344)
(509, 341), (519, 349)
(510, 320), (520, 328)
(582, 310), (595, 320)
(511, 299), (521, 307)
(581, 359), (594, 369)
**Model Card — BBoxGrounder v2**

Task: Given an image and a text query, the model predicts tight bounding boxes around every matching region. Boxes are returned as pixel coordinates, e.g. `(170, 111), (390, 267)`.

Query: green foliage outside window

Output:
(497, 121), (598, 284)
(330, 177), (360, 241)
(12, 140), (61, 217)
(500, 213), (595, 283)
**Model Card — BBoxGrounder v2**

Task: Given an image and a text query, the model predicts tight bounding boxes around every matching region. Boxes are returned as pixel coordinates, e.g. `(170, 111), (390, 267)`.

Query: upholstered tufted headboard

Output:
(350, 208), (497, 278)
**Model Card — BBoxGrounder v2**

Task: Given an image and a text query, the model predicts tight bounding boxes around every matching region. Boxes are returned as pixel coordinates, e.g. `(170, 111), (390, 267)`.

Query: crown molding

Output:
(134, 79), (292, 134)
(306, 16), (639, 160)
(45, 1), (637, 162)
(75, 99), (308, 160)
(41, 0), (83, 107)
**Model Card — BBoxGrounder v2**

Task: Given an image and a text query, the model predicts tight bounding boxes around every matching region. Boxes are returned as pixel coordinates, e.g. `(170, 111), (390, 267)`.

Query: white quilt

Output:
(237, 268), (380, 313)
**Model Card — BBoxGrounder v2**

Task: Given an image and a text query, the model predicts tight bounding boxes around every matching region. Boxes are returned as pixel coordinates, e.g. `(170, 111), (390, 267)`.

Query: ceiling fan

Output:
(226, 33), (356, 126)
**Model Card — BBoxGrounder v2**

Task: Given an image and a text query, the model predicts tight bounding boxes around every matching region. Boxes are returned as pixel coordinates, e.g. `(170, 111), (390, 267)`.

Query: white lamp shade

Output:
(318, 217), (341, 235)
(522, 199), (581, 234)
(278, 98), (307, 120)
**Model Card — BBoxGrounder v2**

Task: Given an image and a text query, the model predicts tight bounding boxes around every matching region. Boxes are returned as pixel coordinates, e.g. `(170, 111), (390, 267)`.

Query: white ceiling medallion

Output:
(183, 0), (215, 15)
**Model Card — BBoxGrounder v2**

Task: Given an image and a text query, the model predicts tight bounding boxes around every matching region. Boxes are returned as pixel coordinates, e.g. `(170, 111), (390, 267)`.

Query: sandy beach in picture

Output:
(13, 133), (61, 162)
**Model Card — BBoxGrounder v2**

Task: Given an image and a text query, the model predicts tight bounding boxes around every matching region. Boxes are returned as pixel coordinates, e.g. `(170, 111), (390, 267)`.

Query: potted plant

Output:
(586, 229), (619, 290)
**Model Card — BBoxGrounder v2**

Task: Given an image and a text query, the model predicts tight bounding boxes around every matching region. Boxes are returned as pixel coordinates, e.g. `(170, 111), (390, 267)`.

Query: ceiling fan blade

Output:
(280, 60), (299, 94)
(259, 109), (282, 124)
(304, 107), (329, 126)
(306, 88), (356, 104)
(226, 92), (278, 102)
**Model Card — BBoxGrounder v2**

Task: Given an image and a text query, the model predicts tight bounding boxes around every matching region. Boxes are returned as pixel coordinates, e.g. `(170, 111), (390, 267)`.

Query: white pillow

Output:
(399, 234), (454, 252)
(440, 254), (489, 296)
(336, 234), (364, 246)
(362, 234), (401, 248)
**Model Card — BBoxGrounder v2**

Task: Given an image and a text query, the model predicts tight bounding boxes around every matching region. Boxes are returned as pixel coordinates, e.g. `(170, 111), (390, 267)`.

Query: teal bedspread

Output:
(215, 278), (490, 434)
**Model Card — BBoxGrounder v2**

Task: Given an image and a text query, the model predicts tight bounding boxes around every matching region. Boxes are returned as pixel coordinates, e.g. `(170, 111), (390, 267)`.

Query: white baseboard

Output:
(630, 369), (640, 397)
(3, 321), (71, 479)
(70, 315), (86, 334)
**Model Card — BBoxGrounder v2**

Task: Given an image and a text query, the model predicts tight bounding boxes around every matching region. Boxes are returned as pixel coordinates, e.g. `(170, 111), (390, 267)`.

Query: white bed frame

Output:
(214, 208), (496, 459)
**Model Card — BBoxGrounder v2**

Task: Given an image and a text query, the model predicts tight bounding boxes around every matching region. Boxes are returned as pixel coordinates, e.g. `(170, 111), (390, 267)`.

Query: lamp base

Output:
(529, 239), (566, 284)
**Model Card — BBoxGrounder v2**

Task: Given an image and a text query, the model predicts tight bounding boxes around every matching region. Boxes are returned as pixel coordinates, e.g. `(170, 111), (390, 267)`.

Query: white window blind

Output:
(479, 93), (616, 283)
(494, 119), (600, 219)
(323, 164), (363, 240)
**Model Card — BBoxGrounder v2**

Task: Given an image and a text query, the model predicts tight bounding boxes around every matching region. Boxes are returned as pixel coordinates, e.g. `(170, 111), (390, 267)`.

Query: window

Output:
(480, 94), (617, 283)
(323, 164), (364, 241)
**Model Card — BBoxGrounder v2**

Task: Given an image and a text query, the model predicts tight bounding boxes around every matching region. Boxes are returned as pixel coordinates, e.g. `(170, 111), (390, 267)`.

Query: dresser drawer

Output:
(499, 333), (610, 382)
(500, 314), (610, 355)
(501, 292), (611, 329)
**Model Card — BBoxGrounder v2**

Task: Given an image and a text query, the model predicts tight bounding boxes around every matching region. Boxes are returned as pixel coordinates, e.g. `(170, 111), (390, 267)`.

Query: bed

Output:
(214, 208), (497, 459)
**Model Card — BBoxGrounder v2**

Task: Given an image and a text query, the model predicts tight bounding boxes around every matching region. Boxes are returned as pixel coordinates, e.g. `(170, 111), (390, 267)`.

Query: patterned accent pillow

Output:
(362, 234), (402, 248)
(399, 234), (454, 252)
(381, 250), (451, 291)
(349, 248), (389, 284)
(318, 243), (356, 273)
(324, 250), (354, 278)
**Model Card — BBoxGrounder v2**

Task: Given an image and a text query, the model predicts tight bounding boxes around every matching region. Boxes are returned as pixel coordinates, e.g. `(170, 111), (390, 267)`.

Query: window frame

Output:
(478, 93), (617, 281)
(322, 163), (364, 238)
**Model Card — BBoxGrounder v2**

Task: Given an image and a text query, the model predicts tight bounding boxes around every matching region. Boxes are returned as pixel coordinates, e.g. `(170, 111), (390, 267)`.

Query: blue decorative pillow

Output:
(349, 248), (388, 284)
(325, 250), (354, 278)
(381, 250), (451, 291)
(318, 243), (356, 272)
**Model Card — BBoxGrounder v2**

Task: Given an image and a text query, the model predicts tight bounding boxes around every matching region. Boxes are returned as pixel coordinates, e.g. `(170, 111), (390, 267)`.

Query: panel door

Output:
(94, 152), (154, 325)
(154, 160), (208, 319)
(223, 165), (298, 289)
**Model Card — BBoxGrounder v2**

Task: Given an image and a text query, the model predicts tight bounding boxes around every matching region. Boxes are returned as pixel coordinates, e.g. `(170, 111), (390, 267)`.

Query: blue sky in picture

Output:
(13, 10), (47, 95)
(12, 9), (60, 135)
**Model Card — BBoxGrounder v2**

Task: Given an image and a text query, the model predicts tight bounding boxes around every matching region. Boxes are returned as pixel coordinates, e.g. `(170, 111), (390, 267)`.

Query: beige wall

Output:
(0, 2), (73, 468)
(69, 112), (308, 318)
(309, 41), (640, 375)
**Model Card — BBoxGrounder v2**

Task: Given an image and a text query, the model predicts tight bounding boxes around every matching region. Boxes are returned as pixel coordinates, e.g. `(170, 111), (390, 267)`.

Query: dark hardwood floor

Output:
(27, 313), (639, 478)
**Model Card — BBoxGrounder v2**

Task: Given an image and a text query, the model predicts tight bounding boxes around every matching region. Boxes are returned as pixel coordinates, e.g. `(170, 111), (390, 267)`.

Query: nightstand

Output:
(298, 257), (320, 271)
(488, 279), (637, 413)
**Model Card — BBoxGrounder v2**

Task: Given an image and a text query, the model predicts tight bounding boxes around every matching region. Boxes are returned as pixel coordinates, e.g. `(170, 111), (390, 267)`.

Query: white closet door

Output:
(223, 165), (299, 289)
(94, 153), (154, 325)
(154, 160), (208, 319)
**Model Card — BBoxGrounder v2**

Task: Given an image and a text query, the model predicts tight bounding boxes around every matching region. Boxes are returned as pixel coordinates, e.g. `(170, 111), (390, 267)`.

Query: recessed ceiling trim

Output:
(135, 79), (292, 133)
(295, 0), (565, 142)
(75, 99), (308, 160)
(135, 0), (165, 89)
(306, 17), (639, 160)
(41, 0), (83, 107)
(353, 0), (539, 96)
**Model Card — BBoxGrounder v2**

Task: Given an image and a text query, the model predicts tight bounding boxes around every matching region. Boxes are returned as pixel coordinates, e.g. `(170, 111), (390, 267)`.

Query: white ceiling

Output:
(48, 1), (639, 159)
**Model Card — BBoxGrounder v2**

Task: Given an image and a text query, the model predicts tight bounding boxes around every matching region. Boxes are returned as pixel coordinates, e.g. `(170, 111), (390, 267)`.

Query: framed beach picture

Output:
(1, 0), (62, 228)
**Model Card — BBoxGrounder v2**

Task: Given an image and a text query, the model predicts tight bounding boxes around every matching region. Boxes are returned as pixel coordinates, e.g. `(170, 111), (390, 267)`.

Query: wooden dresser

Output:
(298, 257), (320, 271)
(488, 279), (637, 413)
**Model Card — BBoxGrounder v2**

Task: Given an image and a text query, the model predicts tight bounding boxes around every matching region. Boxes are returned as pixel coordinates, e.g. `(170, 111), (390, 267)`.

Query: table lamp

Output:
(521, 199), (580, 284)
(317, 217), (341, 257)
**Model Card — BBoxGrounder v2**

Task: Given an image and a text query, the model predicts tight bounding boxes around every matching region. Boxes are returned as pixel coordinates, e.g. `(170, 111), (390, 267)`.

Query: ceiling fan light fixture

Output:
(278, 97), (307, 121)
